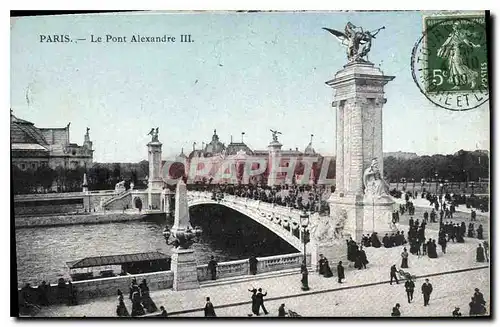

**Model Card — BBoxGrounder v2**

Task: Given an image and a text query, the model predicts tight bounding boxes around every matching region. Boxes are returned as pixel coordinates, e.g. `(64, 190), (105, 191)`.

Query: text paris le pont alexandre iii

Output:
(39, 34), (193, 43)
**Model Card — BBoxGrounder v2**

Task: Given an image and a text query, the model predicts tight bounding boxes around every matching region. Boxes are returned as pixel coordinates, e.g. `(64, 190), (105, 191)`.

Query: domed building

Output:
(10, 111), (93, 171)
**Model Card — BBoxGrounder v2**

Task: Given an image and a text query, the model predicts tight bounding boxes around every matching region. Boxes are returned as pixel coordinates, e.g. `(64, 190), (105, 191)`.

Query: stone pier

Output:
(327, 61), (396, 241)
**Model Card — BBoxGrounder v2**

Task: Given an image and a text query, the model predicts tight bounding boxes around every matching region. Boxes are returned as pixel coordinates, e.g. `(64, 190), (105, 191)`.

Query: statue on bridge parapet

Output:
(148, 127), (159, 142)
(310, 209), (347, 243)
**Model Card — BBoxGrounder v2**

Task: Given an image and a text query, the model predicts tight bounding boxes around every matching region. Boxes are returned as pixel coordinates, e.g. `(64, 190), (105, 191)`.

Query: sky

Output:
(10, 11), (489, 162)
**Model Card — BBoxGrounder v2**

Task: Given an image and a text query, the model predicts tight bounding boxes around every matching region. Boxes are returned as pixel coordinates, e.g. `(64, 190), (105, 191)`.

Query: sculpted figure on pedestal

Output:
(323, 22), (385, 62)
(363, 158), (389, 198)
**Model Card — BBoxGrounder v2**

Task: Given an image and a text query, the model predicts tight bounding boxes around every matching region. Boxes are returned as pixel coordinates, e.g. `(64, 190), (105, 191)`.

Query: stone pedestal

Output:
(171, 248), (200, 291)
(326, 61), (396, 242)
(267, 140), (282, 187)
(310, 240), (347, 274)
(148, 140), (163, 209)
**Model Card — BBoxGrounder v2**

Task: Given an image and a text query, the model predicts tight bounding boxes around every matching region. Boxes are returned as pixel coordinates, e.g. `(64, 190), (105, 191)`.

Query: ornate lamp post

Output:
(300, 210), (310, 291)
(434, 173), (439, 194)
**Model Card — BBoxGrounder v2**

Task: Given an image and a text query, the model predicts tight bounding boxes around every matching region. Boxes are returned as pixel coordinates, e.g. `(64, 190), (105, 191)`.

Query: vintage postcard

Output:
(11, 10), (490, 318)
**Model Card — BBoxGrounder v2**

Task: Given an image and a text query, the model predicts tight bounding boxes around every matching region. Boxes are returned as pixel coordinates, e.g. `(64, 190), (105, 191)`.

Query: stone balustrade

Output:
(197, 253), (310, 282)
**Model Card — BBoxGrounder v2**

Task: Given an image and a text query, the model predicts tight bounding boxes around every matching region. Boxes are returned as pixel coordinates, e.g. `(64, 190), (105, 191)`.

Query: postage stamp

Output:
(411, 14), (489, 111)
(11, 10), (490, 319)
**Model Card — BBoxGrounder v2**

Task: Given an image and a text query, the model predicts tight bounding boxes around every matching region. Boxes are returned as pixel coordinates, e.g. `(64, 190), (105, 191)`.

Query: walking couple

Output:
(249, 287), (268, 316)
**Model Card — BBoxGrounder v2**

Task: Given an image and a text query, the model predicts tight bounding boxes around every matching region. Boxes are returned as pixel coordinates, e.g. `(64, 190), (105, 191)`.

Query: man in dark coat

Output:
(468, 223), (475, 237)
(337, 261), (345, 283)
(383, 234), (391, 248)
(204, 297), (217, 317)
(471, 209), (476, 221)
(249, 256), (258, 275)
(423, 211), (429, 223)
(430, 209), (436, 223)
(477, 225), (484, 239)
(405, 278), (415, 303)
(421, 279), (433, 306)
(359, 247), (368, 269)
(278, 303), (287, 317)
(476, 244), (485, 263)
(208, 256), (218, 280)
(256, 288), (269, 315)
(390, 264), (399, 285)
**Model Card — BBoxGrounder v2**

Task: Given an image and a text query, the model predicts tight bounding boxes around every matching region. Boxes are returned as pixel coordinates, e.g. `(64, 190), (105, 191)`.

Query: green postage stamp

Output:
(411, 13), (489, 110)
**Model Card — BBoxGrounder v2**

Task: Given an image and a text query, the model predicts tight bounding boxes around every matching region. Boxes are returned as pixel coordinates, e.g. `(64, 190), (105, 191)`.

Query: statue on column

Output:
(363, 158), (389, 198)
(147, 127), (159, 142)
(323, 23), (385, 62)
(269, 129), (282, 142)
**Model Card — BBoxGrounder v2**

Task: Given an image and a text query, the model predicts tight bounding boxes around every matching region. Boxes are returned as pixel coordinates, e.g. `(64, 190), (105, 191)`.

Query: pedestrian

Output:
(249, 256), (258, 275)
(278, 303), (287, 317)
(322, 257), (333, 277)
(474, 288), (486, 306)
(477, 224), (484, 240)
(401, 247), (409, 268)
(131, 290), (145, 316)
(471, 209), (476, 221)
(391, 303), (401, 317)
(208, 256), (218, 280)
(318, 254), (327, 275)
(483, 241), (489, 262)
(337, 261), (345, 284)
(452, 307), (462, 317)
(390, 264), (399, 285)
(421, 279), (433, 306)
(116, 290), (130, 317)
(159, 306), (168, 317)
(248, 288), (259, 316)
(404, 278), (415, 303)
(476, 244), (485, 263)
(139, 279), (157, 313)
(204, 297), (217, 317)
(359, 246), (368, 269)
(256, 288), (269, 315)
(67, 281), (77, 306)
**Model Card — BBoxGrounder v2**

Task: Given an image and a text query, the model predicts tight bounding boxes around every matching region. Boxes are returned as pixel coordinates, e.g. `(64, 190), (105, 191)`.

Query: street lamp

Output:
(435, 173), (439, 194)
(300, 210), (310, 291)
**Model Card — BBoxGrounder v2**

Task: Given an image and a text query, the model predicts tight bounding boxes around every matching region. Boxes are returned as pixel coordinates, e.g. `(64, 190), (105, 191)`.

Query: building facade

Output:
(10, 111), (94, 171)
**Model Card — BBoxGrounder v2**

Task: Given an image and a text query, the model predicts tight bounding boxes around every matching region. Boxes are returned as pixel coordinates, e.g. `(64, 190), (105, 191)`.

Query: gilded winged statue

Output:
(323, 22), (385, 62)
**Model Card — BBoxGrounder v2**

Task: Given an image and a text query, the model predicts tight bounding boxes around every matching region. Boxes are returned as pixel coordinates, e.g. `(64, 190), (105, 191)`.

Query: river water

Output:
(15, 205), (297, 287)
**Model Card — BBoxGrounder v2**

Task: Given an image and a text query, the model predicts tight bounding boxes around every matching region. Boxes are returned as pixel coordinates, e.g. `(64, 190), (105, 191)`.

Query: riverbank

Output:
(14, 210), (151, 228)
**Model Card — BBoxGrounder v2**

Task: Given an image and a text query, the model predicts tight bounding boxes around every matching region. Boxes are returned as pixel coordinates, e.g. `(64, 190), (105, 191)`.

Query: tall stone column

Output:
(267, 140), (283, 187)
(148, 138), (163, 210)
(327, 61), (395, 241)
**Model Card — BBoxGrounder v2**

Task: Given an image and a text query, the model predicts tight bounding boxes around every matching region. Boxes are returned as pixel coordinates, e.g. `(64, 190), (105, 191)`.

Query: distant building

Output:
(180, 129), (323, 185)
(10, 111), (93, 171)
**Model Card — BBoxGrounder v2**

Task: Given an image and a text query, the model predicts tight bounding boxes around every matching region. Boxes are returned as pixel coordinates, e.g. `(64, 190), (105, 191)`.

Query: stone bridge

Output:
(186, 191), (319, 252)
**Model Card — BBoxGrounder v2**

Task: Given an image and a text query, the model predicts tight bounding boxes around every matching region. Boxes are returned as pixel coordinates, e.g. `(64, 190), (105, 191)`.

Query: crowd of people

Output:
(116, 278), (159, 317)
(187, 183), (333, 215)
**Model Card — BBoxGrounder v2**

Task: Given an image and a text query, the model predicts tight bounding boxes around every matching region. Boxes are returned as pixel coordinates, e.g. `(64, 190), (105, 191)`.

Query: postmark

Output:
(411, 14), (489, 111)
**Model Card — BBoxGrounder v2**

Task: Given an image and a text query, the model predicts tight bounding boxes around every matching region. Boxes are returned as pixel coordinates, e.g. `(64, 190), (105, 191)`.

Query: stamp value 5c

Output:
(411, 14), (489, 111)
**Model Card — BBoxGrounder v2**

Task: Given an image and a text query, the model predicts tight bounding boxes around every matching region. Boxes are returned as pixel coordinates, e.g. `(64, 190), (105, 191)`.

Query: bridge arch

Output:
(187, 193), (305, 251)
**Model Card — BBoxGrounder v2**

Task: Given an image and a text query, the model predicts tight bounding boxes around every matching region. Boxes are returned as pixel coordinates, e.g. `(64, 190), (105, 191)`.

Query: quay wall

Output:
(19, 253), (309, 304)
(15, 212), (146, 228)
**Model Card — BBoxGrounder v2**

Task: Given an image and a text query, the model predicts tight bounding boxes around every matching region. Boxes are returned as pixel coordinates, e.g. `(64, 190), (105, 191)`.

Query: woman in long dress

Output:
(401, 247), (409, 268)
(139, 279), (158, 313)
(116, 290), (130, 317)
(323, 258), (334, 278)
(437, 21), (481, 89)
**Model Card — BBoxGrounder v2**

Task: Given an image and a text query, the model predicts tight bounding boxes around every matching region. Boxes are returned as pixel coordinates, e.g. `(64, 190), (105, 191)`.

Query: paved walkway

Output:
(37, 228), (489, 317)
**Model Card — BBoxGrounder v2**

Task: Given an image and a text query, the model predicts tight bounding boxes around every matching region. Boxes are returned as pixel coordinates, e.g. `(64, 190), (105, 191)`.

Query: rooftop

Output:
(67, 251), (170, 269)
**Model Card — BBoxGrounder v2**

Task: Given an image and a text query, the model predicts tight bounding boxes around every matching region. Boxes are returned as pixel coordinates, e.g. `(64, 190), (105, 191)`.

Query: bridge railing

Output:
(197, 252), (310, 282)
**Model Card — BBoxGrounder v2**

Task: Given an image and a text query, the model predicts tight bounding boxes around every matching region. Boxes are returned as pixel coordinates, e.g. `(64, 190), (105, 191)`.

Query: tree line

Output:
(11, 150), (488, 194)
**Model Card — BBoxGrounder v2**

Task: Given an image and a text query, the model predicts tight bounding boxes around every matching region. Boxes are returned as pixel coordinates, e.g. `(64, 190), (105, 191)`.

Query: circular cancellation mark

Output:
(411, 15), (489, 111)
